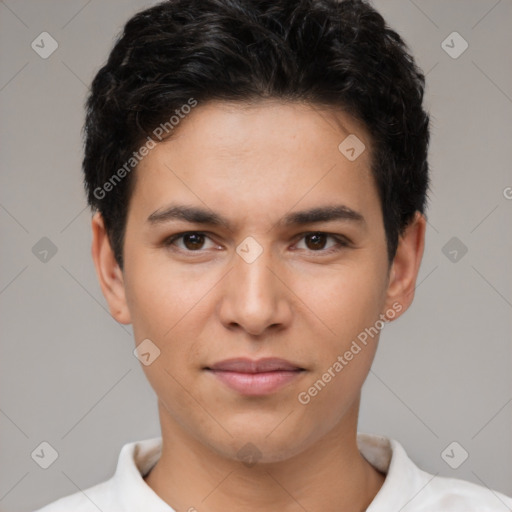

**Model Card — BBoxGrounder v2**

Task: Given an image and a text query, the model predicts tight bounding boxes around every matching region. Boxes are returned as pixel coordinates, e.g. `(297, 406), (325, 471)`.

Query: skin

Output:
(91, 100), (426, 511)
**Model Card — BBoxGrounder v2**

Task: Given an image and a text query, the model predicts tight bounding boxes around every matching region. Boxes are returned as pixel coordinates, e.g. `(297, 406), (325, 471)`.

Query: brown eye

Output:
(181, 233), (205, 250)
(294, 232), (350, 255)
(163, 232), (217, 252)
(304, 233), (328, 250)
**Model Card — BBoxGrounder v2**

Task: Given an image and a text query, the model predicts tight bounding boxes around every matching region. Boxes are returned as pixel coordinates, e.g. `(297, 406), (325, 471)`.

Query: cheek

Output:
(124, 255), (217, 391)
(289, 261), (386, 408)
(295, 272), (382, 420)
(124, 252), (212, 337)
(293, 261), (387, 345)
(124, 261), (208, 416)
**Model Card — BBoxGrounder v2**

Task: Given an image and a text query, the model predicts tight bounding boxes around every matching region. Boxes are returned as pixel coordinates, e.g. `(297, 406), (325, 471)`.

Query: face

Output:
(92, 100), (424, 463)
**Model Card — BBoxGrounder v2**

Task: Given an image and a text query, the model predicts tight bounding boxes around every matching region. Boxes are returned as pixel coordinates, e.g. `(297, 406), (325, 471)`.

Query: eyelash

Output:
(162, 231), (351, 256)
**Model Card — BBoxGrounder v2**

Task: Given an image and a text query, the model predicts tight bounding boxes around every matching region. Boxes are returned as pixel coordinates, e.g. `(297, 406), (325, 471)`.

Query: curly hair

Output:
(83, 0), (430, 270)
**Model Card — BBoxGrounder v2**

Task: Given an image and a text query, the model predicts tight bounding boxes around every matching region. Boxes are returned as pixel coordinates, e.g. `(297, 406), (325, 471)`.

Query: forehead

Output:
(158, 99), (372, 166)
(130, 100), (381, 229)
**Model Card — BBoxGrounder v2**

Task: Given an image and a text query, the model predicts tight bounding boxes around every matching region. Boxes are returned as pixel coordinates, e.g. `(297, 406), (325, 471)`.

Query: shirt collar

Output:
(113, 436), (173, 511)
(357, 433), (434, 511)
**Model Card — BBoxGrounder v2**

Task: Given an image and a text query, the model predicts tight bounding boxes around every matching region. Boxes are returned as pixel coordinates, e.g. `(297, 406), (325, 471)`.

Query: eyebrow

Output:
(146, 203), (365, 230)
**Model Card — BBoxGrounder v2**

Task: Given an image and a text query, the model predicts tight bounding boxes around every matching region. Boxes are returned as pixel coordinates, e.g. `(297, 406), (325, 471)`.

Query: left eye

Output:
(294, 232), (348, 253)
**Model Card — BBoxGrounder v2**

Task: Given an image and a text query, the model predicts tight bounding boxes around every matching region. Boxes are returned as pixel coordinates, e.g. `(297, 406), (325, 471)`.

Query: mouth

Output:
(204, 357), (306, 396)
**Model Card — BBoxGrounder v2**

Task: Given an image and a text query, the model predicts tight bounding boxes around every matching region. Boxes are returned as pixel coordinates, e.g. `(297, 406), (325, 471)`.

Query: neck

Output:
(144, 399), (385, 512)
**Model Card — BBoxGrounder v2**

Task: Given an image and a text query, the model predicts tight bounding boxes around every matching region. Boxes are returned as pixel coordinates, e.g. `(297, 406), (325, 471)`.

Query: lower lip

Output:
(207, 370), (303, 395)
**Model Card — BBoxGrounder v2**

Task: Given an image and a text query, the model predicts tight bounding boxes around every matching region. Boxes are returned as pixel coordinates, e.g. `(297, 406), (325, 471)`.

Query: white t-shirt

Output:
(34, 433), (512, 511)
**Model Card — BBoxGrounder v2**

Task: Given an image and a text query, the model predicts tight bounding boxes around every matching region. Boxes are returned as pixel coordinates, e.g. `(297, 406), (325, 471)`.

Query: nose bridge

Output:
(232, 236), (277, 303)
(218, 235), (289, 334)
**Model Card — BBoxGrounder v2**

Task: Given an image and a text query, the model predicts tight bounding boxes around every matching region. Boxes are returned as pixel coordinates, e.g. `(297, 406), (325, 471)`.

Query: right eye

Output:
(162, 231), (219, 253)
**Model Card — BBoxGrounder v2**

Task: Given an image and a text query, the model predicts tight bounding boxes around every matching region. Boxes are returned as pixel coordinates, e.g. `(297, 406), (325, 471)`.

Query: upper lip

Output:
(206, 357), (304, 373)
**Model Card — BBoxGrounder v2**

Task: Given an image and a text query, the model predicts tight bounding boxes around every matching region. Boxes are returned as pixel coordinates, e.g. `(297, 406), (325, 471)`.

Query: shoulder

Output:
(32, 437), (164, 512)
(358, 434), (512, 512)
(388, 439), (512, 511)
(416, 473), (512, 511)
(32, 478), (116, 512)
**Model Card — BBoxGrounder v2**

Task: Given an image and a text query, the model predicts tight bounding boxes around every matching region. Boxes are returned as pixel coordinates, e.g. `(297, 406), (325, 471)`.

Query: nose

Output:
(216, 242), (293, 337)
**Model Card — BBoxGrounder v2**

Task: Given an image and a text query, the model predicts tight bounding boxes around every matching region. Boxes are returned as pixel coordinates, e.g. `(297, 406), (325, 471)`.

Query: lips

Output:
(205, 358), (306, 396)
(206, 357), (304, 373)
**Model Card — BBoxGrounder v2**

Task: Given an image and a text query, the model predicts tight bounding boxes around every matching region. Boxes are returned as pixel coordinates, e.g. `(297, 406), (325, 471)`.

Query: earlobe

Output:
(90, 212), (132, 325)
(382, 211), (426, 320)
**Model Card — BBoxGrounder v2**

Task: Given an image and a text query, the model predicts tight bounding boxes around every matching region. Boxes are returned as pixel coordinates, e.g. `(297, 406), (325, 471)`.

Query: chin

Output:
(205, 427), (313, 467)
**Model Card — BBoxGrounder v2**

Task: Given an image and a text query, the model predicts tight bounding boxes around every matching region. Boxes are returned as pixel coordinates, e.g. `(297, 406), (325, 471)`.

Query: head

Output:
(87, 0), (430, 463)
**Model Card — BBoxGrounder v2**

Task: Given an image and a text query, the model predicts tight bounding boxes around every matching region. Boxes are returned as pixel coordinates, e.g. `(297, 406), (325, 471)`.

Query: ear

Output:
(382, 211), (426, 320)
(91, 212), (132, 324)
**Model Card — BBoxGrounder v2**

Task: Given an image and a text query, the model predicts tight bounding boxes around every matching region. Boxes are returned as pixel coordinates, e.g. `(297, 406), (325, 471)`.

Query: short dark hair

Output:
(83, 0), (430, 270)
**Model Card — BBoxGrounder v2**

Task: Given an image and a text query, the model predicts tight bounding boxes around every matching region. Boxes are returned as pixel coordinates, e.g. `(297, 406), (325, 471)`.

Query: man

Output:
(36, 0), (512, 510)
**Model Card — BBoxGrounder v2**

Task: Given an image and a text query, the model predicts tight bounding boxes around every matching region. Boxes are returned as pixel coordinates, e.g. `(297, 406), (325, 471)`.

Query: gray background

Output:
(1, 0), (511, 510)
